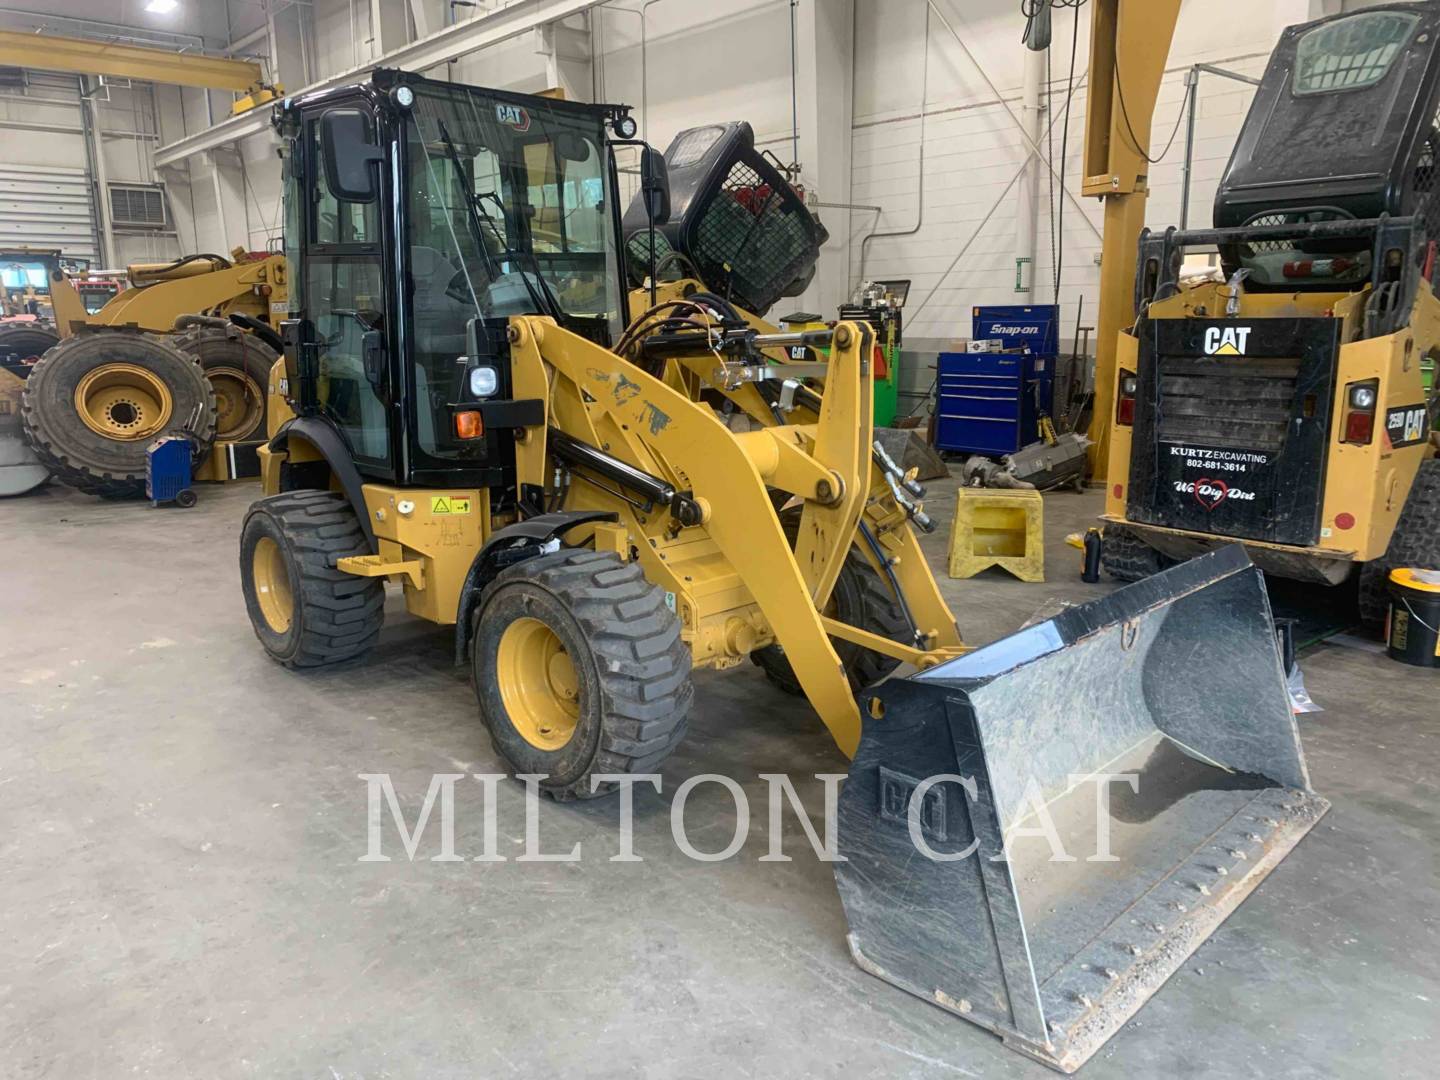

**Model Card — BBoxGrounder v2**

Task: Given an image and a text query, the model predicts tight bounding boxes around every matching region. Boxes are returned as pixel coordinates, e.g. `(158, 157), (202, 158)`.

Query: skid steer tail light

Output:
(1117, 370), (1138, 426)
(1341, 379), (1378, 445)
(454, 410), (484, 440)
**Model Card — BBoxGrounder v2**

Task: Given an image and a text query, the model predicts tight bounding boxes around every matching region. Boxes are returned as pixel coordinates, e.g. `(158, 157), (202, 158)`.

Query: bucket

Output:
(1387, 568), (1440, 668)
(835, 546), (1330, 1072)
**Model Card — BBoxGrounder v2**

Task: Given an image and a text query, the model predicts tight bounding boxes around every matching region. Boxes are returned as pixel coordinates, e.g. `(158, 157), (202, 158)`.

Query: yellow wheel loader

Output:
(240, 70), (1329, 1072)
(1101, 3), (1440, 625)
(13, 248), (287, 497)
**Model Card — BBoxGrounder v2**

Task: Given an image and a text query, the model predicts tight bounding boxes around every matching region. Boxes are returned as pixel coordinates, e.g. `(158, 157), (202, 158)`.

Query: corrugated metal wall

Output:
(0, 162), (98, 264)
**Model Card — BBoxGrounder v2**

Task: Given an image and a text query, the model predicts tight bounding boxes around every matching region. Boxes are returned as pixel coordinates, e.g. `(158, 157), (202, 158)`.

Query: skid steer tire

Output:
(472, 549), (693, 802)
(1100, 524), (1172, 582)
(171, 324), (276, 442)
(1357, 458), (1440, 629)
(751, 511), (909, 697)
(239, 490), (385, 668)
(20, 332), (216, 499)
(0, 323), (59, 363)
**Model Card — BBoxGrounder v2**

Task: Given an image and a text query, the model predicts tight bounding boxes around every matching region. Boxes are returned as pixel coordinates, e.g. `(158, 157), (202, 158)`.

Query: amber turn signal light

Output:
(454, 410), (484, 439)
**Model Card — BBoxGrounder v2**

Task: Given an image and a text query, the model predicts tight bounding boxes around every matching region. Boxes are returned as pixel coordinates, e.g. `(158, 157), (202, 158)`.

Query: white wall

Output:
(10, 0), (1337, 337)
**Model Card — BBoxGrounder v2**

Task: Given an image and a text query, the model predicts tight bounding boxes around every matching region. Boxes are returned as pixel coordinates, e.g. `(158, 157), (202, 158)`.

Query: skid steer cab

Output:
(1102, 3), (1440, 619)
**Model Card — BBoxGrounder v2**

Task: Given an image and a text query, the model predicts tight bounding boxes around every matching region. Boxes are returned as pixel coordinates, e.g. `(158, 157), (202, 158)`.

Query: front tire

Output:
(1100, 524), (1171, 582)
(239, 490), (384, 667)
(472, 549), (692, 801)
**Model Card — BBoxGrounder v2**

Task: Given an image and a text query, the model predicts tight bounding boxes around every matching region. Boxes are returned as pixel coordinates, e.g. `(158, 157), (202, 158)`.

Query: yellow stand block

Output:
(947, 488), (1045, 582)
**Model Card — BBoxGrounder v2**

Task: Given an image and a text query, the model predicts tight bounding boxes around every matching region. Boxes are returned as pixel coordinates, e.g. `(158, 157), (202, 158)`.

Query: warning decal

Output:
(430, 496), (472, 515)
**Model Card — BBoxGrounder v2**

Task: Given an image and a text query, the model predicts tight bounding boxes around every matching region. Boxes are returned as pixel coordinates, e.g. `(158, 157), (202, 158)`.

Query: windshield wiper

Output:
(433, 121), (503, 290)
(473, 188), (567, 322)
(433, 120), (560, 323)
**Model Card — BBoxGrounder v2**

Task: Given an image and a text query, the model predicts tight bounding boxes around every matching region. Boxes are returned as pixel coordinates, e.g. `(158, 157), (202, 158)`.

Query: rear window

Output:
(1294, 11), (1419, 94)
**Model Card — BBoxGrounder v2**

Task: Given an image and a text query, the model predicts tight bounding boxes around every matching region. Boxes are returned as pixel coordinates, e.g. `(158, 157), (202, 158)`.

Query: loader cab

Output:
(275, 70), (647, 500)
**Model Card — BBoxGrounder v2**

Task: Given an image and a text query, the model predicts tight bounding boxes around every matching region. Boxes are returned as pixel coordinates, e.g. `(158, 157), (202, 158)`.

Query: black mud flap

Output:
(834, 545), (1329, 1073)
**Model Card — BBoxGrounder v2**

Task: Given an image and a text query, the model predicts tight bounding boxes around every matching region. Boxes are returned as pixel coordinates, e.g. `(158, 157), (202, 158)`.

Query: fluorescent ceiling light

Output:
(145, 0), (179, 13)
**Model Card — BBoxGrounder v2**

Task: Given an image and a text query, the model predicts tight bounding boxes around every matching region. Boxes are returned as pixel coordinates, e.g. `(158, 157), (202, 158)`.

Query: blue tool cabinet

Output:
(934, 305), (1058, 456)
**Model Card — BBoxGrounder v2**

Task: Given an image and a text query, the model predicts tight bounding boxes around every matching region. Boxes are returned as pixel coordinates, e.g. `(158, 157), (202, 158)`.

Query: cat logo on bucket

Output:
(1203, 326), (1252, 355)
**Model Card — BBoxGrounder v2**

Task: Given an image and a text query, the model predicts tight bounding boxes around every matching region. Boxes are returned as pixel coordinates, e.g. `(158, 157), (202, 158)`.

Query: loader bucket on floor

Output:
(834, 545), (1329, 1073)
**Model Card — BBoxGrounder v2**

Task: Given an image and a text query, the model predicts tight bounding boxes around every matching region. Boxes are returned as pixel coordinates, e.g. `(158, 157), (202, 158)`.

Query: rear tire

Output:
(21, 332), (216, 499)
(171, 324), (276, 442)
(751, 510), (909, 696)
(239, 490), (384, 668)
(1357, 459), (1440, 629)
(1100, 524), (1171, 582)
(472, 549), (692, 801)
(0, 323), (59, 364)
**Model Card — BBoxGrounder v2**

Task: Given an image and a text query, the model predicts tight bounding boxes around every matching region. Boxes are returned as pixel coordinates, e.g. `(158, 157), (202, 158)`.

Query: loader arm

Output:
(508, 314), (963, 757)
(67, 255), (287, 336)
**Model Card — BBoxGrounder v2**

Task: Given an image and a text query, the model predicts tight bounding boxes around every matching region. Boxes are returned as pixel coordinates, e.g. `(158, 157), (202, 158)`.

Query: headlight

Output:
(612, 114), (638, 139)
(392, 85), (415, 109)
(468, 365), (499, 398)
(1121, 375), (1139, 396)
(1350, 385), (1377, 409)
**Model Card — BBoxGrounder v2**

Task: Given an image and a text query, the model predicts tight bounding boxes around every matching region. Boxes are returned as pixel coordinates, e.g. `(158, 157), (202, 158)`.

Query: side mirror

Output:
(640, 146), (671, 226)
(320, 109), (384, 203)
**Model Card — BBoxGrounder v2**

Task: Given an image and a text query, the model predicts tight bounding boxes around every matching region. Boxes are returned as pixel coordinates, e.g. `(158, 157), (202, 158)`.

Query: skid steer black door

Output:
(1128, 317), (1340, 545)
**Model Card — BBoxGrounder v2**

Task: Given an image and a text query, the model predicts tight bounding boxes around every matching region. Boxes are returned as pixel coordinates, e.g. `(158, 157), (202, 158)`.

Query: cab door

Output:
(282, 101), (398, 478)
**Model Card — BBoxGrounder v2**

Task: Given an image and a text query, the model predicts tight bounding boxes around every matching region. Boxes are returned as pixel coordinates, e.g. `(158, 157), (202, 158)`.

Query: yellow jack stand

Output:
(947, 488), (1045, 582)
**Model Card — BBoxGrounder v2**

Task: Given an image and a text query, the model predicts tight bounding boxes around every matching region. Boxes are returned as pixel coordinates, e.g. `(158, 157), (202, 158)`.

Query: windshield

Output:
(404, 85), (622, 461)
(406, 89), (620, 332)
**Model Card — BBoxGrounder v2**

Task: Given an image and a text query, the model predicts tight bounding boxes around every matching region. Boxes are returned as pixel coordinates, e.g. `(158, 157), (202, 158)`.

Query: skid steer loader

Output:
(1102, 3), (1440, 623)
(240, 70), (1328, 1072)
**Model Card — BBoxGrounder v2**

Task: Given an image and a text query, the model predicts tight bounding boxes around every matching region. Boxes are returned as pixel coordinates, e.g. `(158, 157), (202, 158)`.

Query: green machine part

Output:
(779, 315), (899, 426)
(873, 327), (900, 428)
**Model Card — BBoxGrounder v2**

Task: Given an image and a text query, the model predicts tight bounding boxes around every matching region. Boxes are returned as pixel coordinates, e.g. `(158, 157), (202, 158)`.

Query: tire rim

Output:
(252, 536), (295, 633)
(73, 362), (173, 441)
(207, 366), (265, 441)
(497, 616), (580, 750)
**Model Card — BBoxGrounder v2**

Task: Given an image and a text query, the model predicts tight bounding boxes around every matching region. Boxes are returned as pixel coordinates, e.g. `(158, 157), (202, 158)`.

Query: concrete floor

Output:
(2, 476), (1436, 1079)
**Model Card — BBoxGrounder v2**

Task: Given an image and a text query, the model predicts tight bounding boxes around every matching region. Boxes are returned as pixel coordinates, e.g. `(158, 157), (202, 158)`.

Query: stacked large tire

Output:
(0, 324), (61, 497)
(171, 324), (276, 443)
(20, 332), (217, 499)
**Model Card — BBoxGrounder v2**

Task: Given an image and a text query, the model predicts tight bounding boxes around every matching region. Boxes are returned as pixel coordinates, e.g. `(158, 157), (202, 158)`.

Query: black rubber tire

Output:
(239, 490), (385, 668)
(171, 324), (277, 441)
(750, 510), (909, 697)
(1357, 458), (1440, 629)
(472, 549), (693, 802)
(1100, 524), (1172, 582)
(0, 323), (59, 363)
(21, 332), (216, 499)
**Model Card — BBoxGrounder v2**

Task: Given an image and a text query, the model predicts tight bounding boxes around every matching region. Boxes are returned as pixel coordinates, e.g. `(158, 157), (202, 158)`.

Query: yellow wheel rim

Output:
(252, 536), (295, 633)
(497, 616), (581, 751)
(73, 362), (173, 441)
(207, 366), (265, 441)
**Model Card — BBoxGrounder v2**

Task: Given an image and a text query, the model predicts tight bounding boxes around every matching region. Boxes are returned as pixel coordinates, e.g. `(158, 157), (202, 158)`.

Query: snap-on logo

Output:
(1203, 326), (1251, 355)
(991, 324), (1041, 335)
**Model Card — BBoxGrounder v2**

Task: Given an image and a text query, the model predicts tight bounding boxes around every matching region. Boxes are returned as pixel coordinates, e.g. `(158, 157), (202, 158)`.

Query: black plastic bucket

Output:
(1387, 568), (1440, 668)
